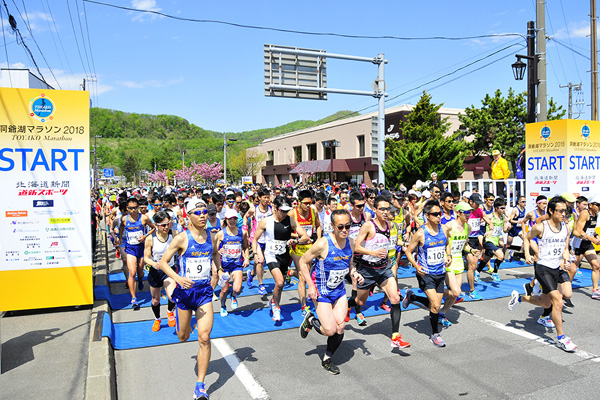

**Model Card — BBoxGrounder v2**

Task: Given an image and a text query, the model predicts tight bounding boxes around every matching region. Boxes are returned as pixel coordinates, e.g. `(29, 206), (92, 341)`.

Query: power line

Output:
(0, 6), (13, 86)
(559, 0), (582, 82)
(65, 0), (89, 77)
(39, 0), (74, 88)
(44, 0), (77, 87)
(82, 0), (98, 106)
(74, 0), (93, 77)
(544, 1), (568, 83)
(551, 38), (591, 60)
(83, 0), (525, 42)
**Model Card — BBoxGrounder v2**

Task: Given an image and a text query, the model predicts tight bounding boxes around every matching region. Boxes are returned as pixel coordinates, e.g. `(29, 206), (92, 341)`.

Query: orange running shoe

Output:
(345, 308), (351, 323)
(152, 319), (161, 332)
(167, 311), (176, 327)
(391, 333), (410, 349)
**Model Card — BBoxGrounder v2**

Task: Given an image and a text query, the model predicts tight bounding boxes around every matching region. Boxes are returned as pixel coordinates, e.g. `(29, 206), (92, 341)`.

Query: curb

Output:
(85, 230), (117, 400)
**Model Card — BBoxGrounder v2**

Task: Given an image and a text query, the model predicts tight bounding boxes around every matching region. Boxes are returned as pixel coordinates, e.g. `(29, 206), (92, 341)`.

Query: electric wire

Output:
(83, 0), (525, 42)
(66, 0), (89, 77)
(559, 0), (582, 82)
(544, 1), (568, 83)
(44, 0), (77, 88)
(551, 38), (591, 60)
(82, 0), (98, 106)
(1, 6), (13, 86)
(74, 0), (93, 78)
(39, 0), (73, 88)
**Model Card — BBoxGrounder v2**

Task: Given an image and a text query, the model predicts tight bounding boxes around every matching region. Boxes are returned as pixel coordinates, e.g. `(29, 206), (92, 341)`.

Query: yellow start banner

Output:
(0, 88), (92, 311)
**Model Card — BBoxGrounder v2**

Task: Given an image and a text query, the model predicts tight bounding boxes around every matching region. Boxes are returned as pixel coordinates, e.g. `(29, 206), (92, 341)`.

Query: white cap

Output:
(224, 208), (238, 219)
(588, 194), (599, 205)
(463, 191), (472, 199)
(423, 190), (431, 199)
(185, 200), (207, 214)
(247, 190), (254, 197)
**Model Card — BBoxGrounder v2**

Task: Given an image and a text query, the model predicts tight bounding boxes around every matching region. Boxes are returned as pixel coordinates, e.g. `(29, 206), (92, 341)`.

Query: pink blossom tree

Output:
(192, 162), (223, 185)
(148, 170), (169, 186)
(174, 165), (195, 186)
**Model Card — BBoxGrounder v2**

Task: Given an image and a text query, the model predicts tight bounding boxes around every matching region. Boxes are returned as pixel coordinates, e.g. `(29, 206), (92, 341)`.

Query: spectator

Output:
(516, 144), (526, 197)
(491, 150), (510, 197)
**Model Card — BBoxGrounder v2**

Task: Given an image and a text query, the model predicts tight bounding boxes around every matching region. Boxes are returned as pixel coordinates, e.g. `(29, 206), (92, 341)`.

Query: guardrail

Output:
(445, 178), (526, 206)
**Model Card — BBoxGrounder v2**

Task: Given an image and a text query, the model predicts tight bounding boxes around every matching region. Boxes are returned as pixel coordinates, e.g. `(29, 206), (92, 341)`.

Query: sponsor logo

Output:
(29, 93), (55, 122)
(33, 200), (54, 208)
(63, 210), (80, 216)
(23, 250), (41, 255)
(50, 242), (59, 247)
(34, 210), (54, 216)
(49, 217), (71, 224)
(6, 210), (27, 217)
(540, 125), (551, 141)
(582, 187), (590, 192)
(582, 123), (591, 140)
(541, 187), (550, 191)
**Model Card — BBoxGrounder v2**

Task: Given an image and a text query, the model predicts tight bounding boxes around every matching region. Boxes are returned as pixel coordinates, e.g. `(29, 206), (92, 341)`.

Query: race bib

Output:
(223, 243), (242, 260)
(451, 239), (466, 256)
(323, 222), (333, 234)
(389, 235), (398, 251)
(349, 226), (360, 240)
(363, 241), (389, 262)
(267, 240), (287, 255)
(427, 246), (445, 265)
(468, 218), (481, 231)
(185, 257), (211, 281)
(326, 268), (348, 289)
(492, 225), (503, 237)
(302, 225), (313, 237)
(586, 227), (596, 237)
(127, 230), (143, 245)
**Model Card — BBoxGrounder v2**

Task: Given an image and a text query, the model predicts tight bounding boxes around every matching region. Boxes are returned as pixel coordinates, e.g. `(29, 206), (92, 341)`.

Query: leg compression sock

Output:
(325, 332), (344, 359)
(152, 304), (161, 319)
(391, 303), (401, 333)
(430, 311), (440, 334)
(494, 258), (503, 273)
(167, 300), (175, 312)
(542, 306), (552, 317)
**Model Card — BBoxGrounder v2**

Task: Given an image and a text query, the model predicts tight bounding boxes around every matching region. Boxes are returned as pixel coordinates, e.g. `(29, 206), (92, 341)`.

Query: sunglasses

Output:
(153, 202), (163, 206)
(428, 212), (442, 217)
(497, 207), (506, 210)
(189, 209), (208, 216)
(156, 222), (170, 227)
(336, 223), (352, 231)
(452, 200), (460, 204)
(301, 201), (312, 205)
(378, 207), (391, 212)
(127, 206), (137, 210)
(226, 200), (235, 204)
(354, 203), (365, 208)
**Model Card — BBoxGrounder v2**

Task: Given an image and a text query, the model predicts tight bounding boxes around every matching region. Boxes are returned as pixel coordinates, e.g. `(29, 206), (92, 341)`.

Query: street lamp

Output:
(93, 135), (102, 189)
(223, 134), (238, 186)
(321, 140), (340, 185)
(511, 21), (537, 124)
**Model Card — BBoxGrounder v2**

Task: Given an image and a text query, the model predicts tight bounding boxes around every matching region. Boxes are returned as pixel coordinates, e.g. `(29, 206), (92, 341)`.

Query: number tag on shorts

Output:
(223, 243), (242, 260)
(326, 268), (348, 289)
(185, 257), (211, 281)
(267, 240), (287, 255)
(427, 246), (445, 265)
(127, 230), (143, 245)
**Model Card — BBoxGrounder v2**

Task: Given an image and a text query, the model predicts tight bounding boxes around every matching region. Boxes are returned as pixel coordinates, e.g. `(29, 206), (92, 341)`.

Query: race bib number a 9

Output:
(186, 257), (211, 281)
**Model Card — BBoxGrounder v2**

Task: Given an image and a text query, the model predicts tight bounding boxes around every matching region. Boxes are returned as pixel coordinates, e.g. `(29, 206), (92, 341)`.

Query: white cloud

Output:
(130, 0), (162, 22)
(117, 77), (184, 89)
(553, 21), (589, 40)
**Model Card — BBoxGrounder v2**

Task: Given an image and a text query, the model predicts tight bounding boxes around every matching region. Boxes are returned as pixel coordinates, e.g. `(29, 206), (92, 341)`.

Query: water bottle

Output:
(218, 271), (230, 288)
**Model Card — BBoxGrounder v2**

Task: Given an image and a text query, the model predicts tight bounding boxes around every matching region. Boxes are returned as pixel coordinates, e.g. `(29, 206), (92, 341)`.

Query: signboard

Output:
(103, 168), (114, 177)
(264, 44), (327, 100)
(525, 119), (600, 210)
(241, 176), (253, 185)
(0, 88), (92, 311)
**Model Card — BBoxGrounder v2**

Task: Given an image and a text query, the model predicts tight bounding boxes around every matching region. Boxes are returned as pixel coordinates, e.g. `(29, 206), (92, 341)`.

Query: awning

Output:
(289, 160), (350, 174)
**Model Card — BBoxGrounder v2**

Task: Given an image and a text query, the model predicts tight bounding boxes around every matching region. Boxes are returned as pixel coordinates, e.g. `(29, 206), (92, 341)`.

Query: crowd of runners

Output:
(91, 180), (600, 400)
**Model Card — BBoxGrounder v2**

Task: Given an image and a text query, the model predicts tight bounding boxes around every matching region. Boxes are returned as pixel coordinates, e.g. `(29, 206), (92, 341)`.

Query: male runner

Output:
(476, 197), (509, 283)
(572, 195), (600, 298)
(351, 195), (410, 348)
(214, 208), (250, 316)
(117, 197), (156, 309)
(507, 196), (527, 261)
(465, 193), (492, 300)
(158, 200), (220, 399)
(404, 200), (452, 347)
(248, 187), (272, 295)
(440, 192), (456, 225)
(299, 209), (362, 374)
(253, 196), (309, 321)
(508, 196), (577, 352)
(143, 210), (177, 331)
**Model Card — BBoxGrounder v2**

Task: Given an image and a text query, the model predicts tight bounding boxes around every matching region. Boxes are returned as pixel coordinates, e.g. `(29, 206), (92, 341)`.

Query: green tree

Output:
(459, 89), (566, 171)
(383, 91), (467, 188)
(122, 152), (141, 184)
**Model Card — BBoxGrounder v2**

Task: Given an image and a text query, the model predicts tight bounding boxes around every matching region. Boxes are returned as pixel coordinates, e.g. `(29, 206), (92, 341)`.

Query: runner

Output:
(479, 193), (495, 273)
(158, 199), (220, 400)
(253, 196), (310, 321)
(506, 196), (527, 261)
(298, 209), (361, 375)
(572, 195), (600, 299)
(438, 202), (476, 326)
(214, 208), (250, 316)
(364, 188), (377, 218)
(248, 187), (273, 295)
(465, 193), (493, 300)
(315, 192), (333, 236)
(117, 197), (156, 309)
(476, 197), (510, 283)
(403, 200), (452, 347)
(352, 195), (411, 348)
(440, 192), (456, 225)
(143, 210), (177, 331)
(289, 190), (321, 314)
(508, 196), (577, 352)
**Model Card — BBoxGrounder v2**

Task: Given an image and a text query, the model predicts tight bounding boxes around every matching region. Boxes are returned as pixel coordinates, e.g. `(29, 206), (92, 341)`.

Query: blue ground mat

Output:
(395, 259), (527, 279)
(101, 269), (593, 350)
(108, 264), (262, 283)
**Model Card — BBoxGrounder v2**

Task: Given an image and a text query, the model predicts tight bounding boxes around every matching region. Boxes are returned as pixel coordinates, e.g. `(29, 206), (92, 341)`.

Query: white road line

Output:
(213, 338), (269, 400)
(456, 308), (599, 361)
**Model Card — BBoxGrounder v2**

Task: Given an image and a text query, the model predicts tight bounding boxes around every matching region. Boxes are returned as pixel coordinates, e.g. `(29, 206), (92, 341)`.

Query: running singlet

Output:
(447, 222), (468, 272)
(537, 220), (568, 268)
(318, 209), (333, 235)
(359, 220), (390, 269)
(291, 207), (317, 255)
(252, 205), (273, 244)
(315, 234), (352, 294)
(125, 213), (144, 245)
(468, 207), (484, 237)
(388, 221), (399, 258)
(417, 224), (448, 275)
(485, 213), (505, 246)
(480, 205), (494, 232)
(263, 215), (293, 266)
(221, 227), (244, 267)
(441, 209), (455, 225)
(510, 206), (526, 234)
(179, 230), (213, 283)
(151, 232), (175, 268)
(349, 212), (366, 241)
(572, 212), (598, 249)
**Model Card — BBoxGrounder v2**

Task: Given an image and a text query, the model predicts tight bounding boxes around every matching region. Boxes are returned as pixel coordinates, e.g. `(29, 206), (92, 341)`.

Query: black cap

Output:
(207, 204), (217, 215)
(470, 193), (483, 205)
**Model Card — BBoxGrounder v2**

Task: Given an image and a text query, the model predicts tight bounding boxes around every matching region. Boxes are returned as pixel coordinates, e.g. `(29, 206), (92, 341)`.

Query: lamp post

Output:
(321, 140), (340, 185)
(93, 135), (102, 189)
(512, 21), (537, 124)
(223, 135), (238, 186)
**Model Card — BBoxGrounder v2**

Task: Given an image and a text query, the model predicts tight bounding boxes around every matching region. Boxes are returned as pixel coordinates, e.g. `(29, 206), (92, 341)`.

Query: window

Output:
(357, 135), (365, 157)
(324, 145), (336, 159)
(267, 151), (274, 161)
(293, 146), (302, 163)
(307, 143), (317, 161)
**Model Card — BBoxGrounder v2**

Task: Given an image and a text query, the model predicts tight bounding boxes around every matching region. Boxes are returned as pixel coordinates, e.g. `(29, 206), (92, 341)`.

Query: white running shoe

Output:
(591, 289), (600, 299)
(537, 316), (555, 328)
(532, 280), (541, 296)
(557, 336), (577, 352)
(272, 306), (281, 321)
(508, 290), (520, 311)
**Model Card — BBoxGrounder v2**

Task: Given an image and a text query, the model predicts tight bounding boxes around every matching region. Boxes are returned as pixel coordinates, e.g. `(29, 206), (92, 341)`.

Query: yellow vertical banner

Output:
(0, 88), (92, 311)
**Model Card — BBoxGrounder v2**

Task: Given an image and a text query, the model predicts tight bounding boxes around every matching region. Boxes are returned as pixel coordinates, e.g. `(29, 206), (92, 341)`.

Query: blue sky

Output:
(0, 0), (593, 133)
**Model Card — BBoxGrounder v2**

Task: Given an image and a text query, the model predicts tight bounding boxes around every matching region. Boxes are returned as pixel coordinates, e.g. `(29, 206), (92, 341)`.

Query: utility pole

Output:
(536, 0), (547, 121)
(528, 21), (537, 123)
(224, 132), (227, 186)
(592, 0), (598, 120)
(560, 83), (583, 119)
